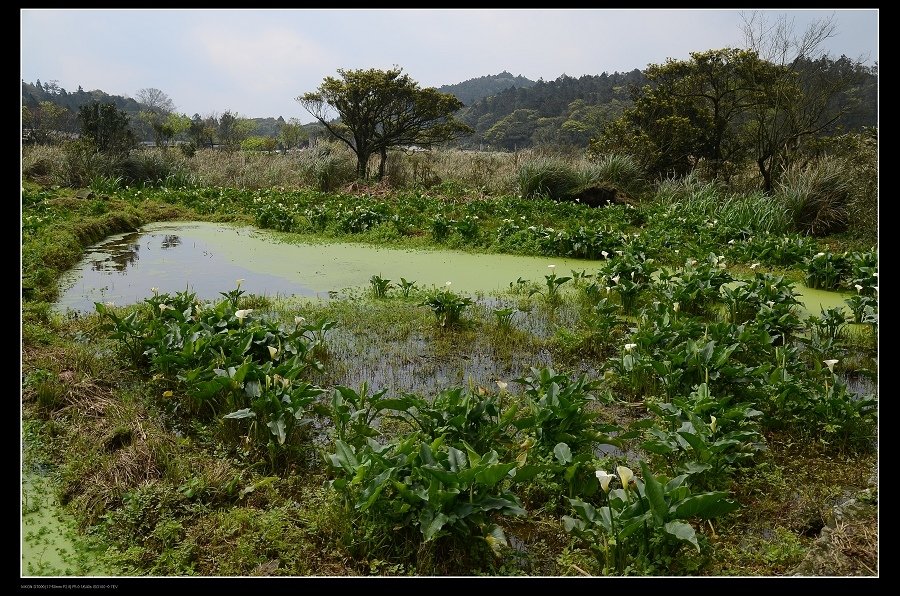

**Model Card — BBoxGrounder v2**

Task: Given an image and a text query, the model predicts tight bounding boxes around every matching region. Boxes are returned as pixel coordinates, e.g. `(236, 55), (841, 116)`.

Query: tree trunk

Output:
(377, 147), (387, 180)
(757, 157), (773, 193)
(356, 150), (370, 180)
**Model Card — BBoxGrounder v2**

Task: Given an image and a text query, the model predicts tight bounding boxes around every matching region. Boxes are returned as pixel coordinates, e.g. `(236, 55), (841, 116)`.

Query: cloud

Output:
(193, 23), (336, 95)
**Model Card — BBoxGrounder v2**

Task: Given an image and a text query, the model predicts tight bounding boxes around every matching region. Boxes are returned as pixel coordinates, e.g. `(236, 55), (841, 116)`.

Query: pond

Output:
(54, 221), (608, 313)
(54, 221), (853, 316)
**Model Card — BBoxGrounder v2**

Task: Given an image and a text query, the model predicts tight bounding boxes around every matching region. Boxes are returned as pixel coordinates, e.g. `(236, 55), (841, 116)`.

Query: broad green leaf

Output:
(331, 440), (358, 471)
(664, 520), (699, 552)
(643, 439), (677, 455)
(640, 460), (667, 526)
(476, 495), (525, 515)
(597, 506), (613, 533)
(475, 462), (517, 488)
(619, 512), (649, 538)
(359, 468), (392, 512)
(509, 465), (544, 483)
(448, 447), (467, 472)
(568, 498), (596, 523)
(223, 408), (256, 419)
(678, 429), (708, 453)
(562, 515), (584, 533)
(244, 380), (261, 398)
(553, 442), (572, 465)
(267, 418), (286, 445)
(376, 397), (421, 413)
(420, 510), (449, 542)
(679, 461), (711, 476)
(421, 465), (459, 486)
(236, 334), (253, 356)
(462, 441), (482, 467)
(671, 492), (740, 519)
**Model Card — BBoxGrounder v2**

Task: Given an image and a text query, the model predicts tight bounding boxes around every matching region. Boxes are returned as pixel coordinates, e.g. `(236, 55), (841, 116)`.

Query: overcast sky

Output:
(21, 9), (878, 123)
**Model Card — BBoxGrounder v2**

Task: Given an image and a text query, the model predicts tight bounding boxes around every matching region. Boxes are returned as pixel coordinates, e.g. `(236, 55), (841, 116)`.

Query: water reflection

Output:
(89, 232), (141, 272)
(55, 223), (320, 313)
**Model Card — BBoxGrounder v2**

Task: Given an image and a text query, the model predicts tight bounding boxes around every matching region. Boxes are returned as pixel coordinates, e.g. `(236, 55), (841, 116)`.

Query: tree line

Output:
(21, 12), (878, 192)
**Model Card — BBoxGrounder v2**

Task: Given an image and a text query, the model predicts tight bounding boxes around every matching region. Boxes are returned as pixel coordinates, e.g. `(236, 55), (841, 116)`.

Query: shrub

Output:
(777, 158), (853, 236)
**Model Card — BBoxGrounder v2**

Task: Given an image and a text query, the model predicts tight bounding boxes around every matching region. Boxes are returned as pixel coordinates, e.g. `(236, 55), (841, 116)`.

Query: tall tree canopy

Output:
(594, 42), (866, 189)
(77, 101), (136, 156)
(298, 68), (472, 179)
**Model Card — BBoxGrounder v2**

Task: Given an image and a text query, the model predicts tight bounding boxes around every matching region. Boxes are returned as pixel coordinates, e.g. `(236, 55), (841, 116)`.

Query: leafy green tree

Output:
(77, 101), (136, 155)
(298, 67), (471, 179)
(23, 100), (70, 145)
(594, 48), (760, 180)
(217, 110), (256, 151)
(165, 113), (192, 144)
(277, 118), (308, 151)
(643, 48), (759, 178)
(136, 88), (177, 148)
(594, 37), (862, 190)
(188, 114), (217, 149)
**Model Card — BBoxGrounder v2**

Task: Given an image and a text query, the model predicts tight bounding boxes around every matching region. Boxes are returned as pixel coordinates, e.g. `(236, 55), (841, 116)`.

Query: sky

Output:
(21, 8), (878, 123)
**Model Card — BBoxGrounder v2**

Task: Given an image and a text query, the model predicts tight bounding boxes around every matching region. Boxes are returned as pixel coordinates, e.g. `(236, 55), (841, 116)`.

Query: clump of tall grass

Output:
(581, 153), (646, 198)
(54, 140), (121, 188)
(298, 147), (356, 192)
(656, 174), (792, 236)
(655, 172), (721, 204)
(777, 157), (854, 237)
(382, 147), (524, 194)
(189, 148), (305, 189)
(22, 144), (60, 184)
(517, 157), (583, 200)
(119, 151), (184, 186)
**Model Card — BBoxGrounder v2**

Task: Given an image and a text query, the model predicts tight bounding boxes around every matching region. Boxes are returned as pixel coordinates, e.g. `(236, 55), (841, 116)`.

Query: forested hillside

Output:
(437, 70), (536, 106)
(457, 70), (645, 150)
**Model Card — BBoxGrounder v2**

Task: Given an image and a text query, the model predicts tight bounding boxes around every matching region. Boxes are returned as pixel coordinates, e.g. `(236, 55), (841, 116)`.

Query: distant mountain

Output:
(22, 80), (145, 136)
(437, 71), (536, 107)
(457, 70), (646, 150)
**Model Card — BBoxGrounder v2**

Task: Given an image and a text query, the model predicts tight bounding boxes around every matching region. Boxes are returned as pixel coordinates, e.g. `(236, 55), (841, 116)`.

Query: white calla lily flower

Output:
(235, 309), (253, 322)
(268, 346), (278, 360)
(595, 469), (616, 493)
(624, 343), (637, 352)
(496, 380), (508, 391)
(616, 466), (634, 490)
(823, 359), (839, 373)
